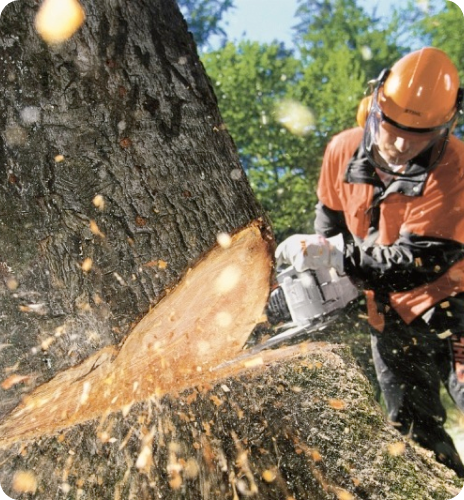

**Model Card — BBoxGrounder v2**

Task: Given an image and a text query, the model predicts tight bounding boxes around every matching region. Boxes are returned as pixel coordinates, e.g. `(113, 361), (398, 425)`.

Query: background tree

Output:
(202, 41), (315, 239)
(177, 0), (235, 51)
(202, 0), (406, 239)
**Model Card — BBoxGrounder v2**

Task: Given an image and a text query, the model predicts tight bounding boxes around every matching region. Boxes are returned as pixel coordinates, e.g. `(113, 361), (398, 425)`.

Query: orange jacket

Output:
(316, 127), (464, 327)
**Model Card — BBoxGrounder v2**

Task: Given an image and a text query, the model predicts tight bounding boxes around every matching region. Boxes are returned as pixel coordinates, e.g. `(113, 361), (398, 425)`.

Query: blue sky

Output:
(218, 0), (459, 48)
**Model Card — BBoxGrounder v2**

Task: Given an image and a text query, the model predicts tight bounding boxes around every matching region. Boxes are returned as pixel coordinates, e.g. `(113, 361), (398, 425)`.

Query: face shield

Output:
(363, 89), (454, 176)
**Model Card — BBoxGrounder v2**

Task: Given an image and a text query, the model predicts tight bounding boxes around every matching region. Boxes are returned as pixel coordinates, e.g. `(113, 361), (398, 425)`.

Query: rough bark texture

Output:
(0, 1), (462, 499)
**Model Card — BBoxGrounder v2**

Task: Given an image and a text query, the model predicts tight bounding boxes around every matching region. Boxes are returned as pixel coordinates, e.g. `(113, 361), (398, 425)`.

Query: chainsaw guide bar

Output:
(213, 315), (338, 371)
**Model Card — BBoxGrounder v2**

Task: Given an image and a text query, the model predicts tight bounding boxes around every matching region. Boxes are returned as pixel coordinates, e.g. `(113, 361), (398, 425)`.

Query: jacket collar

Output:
(344, 142), (428, 198)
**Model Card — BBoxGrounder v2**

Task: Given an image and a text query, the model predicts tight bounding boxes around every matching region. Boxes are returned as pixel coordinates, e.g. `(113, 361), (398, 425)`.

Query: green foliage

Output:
(202, 42), (316, 238)
(291, 0), (404, 169)
(177, 0), (234, 50)
(412, 2), (464, 78)
(294, 0), (402, 76)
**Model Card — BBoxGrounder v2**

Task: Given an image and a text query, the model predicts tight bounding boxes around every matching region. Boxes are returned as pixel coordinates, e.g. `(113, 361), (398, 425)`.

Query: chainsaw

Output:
(260, 264), (359, 350)
(213, 263), (359, 371)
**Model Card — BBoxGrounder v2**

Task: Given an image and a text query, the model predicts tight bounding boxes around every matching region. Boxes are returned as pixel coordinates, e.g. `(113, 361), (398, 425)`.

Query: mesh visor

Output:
(363, 99), (451, 175)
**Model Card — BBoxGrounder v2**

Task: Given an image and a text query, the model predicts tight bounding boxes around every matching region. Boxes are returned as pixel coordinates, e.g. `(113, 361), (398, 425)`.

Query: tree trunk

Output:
(0, 1), (461, 499)
(0, 0), (265, 420)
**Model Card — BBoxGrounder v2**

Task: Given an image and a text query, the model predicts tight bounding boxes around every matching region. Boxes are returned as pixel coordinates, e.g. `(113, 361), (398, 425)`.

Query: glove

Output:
(275, 233), (344, 273)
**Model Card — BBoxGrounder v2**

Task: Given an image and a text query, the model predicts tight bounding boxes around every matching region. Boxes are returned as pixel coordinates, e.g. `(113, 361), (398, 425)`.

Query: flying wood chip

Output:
(35, 0), (85, 44)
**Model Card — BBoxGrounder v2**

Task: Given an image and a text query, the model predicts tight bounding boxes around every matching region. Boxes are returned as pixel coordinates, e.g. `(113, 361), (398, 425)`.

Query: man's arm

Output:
(314, 202), (348, 238)
(344, 232), (464, 293)
(314, 203), (464, 294)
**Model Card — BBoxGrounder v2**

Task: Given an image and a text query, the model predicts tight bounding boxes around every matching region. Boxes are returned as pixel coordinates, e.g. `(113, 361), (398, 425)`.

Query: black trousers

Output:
(370, 299), (464, 477)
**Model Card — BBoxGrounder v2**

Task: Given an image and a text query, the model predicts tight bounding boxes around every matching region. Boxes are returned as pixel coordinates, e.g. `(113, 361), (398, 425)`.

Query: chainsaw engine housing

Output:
(267, 266), (358, 327)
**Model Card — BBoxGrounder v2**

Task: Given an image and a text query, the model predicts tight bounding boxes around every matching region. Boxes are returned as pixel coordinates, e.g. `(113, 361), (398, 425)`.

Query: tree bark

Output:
(0, 0), (265, 420)
(0, 1), (461, 499)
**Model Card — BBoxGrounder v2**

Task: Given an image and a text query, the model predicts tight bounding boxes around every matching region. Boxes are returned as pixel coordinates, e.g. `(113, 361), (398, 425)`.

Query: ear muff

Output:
(356, 95), (373, 128)
(457, 88), (464, 113)
(450, 88), (464, 133)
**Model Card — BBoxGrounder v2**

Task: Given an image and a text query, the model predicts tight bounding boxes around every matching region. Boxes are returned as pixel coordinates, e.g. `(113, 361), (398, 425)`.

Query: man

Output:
(276, 47), (464, 476)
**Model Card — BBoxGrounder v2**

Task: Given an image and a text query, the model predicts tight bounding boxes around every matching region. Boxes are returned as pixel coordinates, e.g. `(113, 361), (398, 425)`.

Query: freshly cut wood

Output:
(0, 223), (273, 447)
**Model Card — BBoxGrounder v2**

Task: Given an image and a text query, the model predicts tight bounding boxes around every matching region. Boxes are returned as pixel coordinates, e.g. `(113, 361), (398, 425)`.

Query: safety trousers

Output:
(370, 301), (464, 477)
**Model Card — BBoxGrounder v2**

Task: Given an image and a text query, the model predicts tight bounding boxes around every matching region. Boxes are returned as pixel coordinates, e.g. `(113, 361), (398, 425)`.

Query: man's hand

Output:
(275, 234), (344, 273)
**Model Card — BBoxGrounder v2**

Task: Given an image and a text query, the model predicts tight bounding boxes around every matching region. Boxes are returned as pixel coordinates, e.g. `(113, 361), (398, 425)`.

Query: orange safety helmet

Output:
(357, 47), (462, 131)
(359, 47), (463, 174)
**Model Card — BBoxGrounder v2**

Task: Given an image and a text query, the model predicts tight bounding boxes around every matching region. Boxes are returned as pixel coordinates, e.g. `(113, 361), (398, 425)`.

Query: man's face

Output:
(376, 120), (444, 166)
